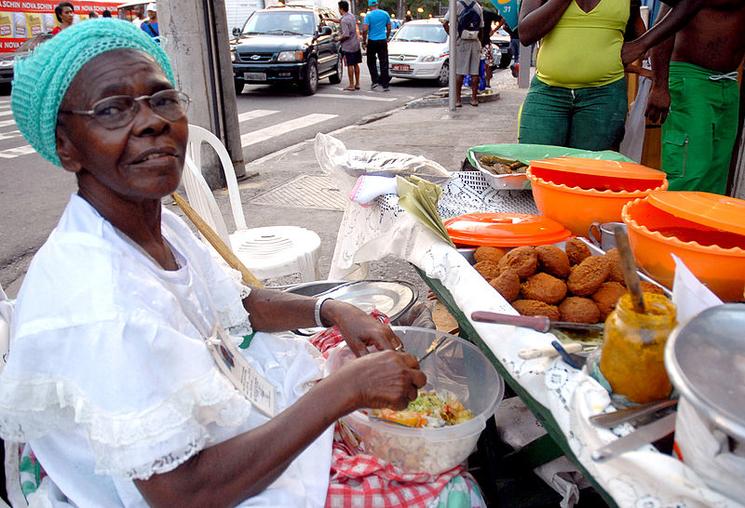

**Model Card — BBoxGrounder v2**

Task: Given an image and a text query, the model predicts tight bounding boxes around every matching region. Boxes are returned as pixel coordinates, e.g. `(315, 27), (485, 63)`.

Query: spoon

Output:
(614, 225), (646, 314)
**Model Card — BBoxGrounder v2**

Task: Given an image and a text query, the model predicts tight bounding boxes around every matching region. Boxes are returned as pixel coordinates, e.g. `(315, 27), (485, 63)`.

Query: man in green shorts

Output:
(645, 0), (745, 194)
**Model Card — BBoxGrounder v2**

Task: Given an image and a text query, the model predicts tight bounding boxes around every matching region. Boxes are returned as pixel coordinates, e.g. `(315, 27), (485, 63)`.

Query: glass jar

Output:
(599, 293), (677, 404)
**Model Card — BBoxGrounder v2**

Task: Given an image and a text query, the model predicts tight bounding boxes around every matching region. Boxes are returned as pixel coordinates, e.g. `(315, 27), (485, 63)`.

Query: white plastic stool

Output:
(231, 226), (321, 282)
(183, 125), (322, 282)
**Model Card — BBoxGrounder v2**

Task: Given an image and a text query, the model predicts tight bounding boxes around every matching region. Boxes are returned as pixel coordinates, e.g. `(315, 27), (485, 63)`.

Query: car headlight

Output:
(230, 50), (236, 62)
(277, 50), (305, 62)
(420, 55), (437, 62)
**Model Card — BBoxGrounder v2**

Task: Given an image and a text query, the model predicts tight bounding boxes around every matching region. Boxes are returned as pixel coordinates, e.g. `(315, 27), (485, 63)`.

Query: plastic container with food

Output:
(623, 191), (745, 302)
(527, 157), (668, 236)
(666, 304), (745, 501)
(326, 327), (504, 474)
(466, 144), (634, 191)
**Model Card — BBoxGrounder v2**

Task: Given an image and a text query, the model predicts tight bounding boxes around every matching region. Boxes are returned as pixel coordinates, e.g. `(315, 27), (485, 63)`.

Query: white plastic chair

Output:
(184, 125), (321, 282)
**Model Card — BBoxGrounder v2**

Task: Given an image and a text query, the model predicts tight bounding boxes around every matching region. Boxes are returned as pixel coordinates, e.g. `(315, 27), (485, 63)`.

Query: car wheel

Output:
(234, 78), (244, 95)
(498, 53), (511, 69)
(302, 59), (319, 95)
(329, 54), (342, 84)
(437, 61), (449, 87)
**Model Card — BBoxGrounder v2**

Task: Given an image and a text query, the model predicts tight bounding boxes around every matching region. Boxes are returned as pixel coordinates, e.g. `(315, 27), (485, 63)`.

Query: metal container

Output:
(665, 304), (745, 501)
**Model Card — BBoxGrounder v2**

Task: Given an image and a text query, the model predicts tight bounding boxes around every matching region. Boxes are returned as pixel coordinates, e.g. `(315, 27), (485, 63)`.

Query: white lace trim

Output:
(0, 368), (253, 480)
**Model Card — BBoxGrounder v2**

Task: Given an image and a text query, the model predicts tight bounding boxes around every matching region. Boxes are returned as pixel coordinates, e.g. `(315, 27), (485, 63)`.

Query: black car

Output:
(231, 6), (343, 96)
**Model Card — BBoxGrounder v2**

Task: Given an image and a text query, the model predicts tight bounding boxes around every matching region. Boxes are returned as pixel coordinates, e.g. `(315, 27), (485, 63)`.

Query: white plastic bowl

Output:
(327, 327), (504, 474)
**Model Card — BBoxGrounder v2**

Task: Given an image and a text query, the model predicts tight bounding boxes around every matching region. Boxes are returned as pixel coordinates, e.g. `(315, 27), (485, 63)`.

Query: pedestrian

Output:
(141, 3), (159, 39)
(443, 0), (484, 107)
(517, 0), (646, 151)
(339, 1), (362, 91)
(102, 10), (112, 18)
(645, 0), (745, 194)
(51, 2), (74, 35)
(481, 7), (501, 87)
(507, 25), (519, 78)
(362, 0), (391, 91)
(131, 4), (146, 28)
(88, 11), (98, 19)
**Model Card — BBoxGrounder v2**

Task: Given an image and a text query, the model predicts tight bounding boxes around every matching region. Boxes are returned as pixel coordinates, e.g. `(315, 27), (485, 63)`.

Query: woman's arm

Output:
(518, 0), (573, 46)
(243, 288), (401, 355)
(136, 350), (426, 507)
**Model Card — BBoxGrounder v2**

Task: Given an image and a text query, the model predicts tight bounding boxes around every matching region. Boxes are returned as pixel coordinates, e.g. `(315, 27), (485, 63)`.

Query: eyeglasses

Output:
(61, 89), (191, 130)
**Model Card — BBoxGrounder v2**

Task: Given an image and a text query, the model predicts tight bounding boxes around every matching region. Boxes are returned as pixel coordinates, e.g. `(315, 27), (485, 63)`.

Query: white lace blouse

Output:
(0, 195), (333, 507)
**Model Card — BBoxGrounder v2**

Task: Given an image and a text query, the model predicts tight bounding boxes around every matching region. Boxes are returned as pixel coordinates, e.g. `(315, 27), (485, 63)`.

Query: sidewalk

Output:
(185, 71), (527, 286)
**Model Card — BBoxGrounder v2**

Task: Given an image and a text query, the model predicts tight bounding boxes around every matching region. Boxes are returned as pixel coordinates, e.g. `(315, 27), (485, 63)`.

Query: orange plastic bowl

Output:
(623, 198), (745, 301)
(527, 167), (668, 236)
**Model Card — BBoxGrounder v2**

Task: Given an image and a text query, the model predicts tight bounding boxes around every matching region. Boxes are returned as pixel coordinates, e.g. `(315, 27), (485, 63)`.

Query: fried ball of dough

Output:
(512, 299), (561, 320)
(566, 238), (592, 266)
(536, 245), (571, 279)
(474, 260), (501, 280)
(559, 297), (601, 324)
(604, 248), (625, 283)
(490, 270), (521, 302)
(568, 256), (611, 296)
(592, 282), (627, 320)
(640, 281), (666, 296)
(474, 246), (507, 265)
(521, 273), (567, 305)
(498, 246), (538, 279)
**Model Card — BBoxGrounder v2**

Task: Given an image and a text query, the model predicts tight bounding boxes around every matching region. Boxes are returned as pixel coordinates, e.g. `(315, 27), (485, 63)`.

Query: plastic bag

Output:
(314, 133), (452, 184)
(619, 76), (652, 162)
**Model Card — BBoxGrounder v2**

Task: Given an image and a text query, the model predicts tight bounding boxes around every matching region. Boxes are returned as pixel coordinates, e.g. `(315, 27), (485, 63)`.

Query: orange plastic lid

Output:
(647, 191), (745, 237)
(531, 157), (666, 181)
(445, 213), (571, 247)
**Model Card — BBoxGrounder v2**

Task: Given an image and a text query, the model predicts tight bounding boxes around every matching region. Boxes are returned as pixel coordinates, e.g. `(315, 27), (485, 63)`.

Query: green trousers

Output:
(662, 61), (740, 194)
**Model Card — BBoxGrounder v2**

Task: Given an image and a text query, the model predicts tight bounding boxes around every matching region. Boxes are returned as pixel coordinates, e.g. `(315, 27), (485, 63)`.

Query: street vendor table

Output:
(327, 169), (744, 508)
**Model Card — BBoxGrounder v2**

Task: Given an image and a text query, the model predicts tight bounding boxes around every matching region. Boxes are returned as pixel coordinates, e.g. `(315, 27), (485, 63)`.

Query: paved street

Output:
(0, 66), (441, 292)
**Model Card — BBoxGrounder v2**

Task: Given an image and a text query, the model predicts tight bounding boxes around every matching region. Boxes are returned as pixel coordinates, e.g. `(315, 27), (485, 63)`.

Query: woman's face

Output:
(60, 6), (74, 25)
(57, 50), (188, 202)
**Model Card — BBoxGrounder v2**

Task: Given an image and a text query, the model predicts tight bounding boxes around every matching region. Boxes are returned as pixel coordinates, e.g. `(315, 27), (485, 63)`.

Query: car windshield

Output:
(242, 11), (316, 36)
(393, 24), (446, 43)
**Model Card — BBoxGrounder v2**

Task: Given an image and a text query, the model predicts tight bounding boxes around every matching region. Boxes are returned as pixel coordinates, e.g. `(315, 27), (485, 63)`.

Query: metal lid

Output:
(665, 304), (745, 440)
(444, 212), (571, 247)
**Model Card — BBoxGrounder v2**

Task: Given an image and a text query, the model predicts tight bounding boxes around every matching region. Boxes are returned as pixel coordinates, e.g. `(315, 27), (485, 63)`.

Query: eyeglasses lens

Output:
(92, 91), (190, 129)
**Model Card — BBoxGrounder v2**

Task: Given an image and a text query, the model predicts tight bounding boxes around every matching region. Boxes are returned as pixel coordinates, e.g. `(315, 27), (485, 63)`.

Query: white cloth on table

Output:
(0, 194), (333, 507)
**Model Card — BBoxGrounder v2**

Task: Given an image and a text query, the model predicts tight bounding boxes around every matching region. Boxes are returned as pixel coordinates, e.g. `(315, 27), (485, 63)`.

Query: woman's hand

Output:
(621, 40), (646, 67)
(335, 350), (427, 411)
(322, 300), (403, 356)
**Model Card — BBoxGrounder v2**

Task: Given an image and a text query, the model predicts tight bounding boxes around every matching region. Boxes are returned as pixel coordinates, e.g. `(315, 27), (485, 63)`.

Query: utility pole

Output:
(447, 0), (456, 111)
(159, 0), (246, 189)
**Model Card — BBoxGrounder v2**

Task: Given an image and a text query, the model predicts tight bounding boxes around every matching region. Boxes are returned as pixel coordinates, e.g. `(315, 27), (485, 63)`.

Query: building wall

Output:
(225, 0), (264, 31)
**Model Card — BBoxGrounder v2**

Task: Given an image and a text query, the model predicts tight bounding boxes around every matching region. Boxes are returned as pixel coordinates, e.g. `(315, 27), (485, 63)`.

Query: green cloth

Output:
(519, 76), (628, 151)
(661, 61), (740, 194)
(11, 19), (174, 167)
(397, 176), (455, 247)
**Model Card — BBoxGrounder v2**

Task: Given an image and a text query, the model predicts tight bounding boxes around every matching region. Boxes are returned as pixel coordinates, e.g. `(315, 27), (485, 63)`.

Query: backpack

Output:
(457, 0), (481, 40)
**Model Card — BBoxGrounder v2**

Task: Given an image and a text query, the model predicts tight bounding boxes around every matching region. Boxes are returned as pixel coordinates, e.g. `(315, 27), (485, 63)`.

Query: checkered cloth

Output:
(310, 312), (468, 508)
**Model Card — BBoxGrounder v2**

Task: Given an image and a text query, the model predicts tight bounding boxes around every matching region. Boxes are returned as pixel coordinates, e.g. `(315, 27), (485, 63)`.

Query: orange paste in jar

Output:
(599, 293), (677, 404)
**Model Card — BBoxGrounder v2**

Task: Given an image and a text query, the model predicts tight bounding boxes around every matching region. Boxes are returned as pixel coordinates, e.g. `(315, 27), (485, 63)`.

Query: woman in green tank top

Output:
(517, 0), (645, 151)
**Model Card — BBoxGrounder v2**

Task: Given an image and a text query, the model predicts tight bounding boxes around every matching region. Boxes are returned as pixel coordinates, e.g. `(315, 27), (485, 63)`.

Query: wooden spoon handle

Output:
(614, 226), (645, 314)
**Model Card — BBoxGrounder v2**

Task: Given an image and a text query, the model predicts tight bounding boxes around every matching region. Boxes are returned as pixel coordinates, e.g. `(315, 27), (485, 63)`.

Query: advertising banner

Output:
(489, 0), (518, 30)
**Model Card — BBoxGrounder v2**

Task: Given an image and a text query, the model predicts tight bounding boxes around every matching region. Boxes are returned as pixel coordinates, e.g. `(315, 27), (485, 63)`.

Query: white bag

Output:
(619, 76), (652, 163)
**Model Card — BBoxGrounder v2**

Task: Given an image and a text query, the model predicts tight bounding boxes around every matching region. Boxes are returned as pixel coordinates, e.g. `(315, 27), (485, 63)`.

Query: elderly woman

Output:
(518, 0), (646, 151)
(0, 20), (428, 506)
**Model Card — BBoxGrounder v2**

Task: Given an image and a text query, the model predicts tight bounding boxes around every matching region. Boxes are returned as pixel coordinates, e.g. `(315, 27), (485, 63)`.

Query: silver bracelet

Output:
(315, 296), (333, 328)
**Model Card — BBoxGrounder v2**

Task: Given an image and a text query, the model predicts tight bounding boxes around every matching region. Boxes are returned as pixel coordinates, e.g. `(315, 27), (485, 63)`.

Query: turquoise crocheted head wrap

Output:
(11, 19), (175, 167)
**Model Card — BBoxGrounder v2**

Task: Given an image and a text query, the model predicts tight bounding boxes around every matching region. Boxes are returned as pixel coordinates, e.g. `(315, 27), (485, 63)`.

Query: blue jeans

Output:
(519, 76), (628, 151)
(509, 39), (519, 64)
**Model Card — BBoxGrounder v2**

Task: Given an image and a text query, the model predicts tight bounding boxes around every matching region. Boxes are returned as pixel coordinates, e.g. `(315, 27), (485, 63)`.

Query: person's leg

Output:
(354, 63), (361, 89)
(379, 41), (390, 89)
(367, 41), (379, 88)
(455, 74), (465, 106)
(568, 78), (628, 151)
(470, 74), (479, 105)
(709, 80), (740, 194)
(518, 77), (572, 146)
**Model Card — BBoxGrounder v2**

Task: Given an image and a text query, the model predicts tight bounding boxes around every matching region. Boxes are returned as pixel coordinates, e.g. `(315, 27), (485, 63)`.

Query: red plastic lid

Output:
(647, 191), (745, 237)
(531, 157), (666, 181)
(445, 213), (572, 247)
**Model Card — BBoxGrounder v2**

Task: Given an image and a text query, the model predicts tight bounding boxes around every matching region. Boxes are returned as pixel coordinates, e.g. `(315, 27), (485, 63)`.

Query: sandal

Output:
(343, 87), (356, 91)
(455, 101), (463, 108)
(355, 85), (360, 90)
(470, 99), (479, 107)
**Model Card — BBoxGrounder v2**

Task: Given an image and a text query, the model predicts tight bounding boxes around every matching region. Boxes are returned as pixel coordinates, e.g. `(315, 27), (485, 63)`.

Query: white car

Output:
(388, 19), (449, 86)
